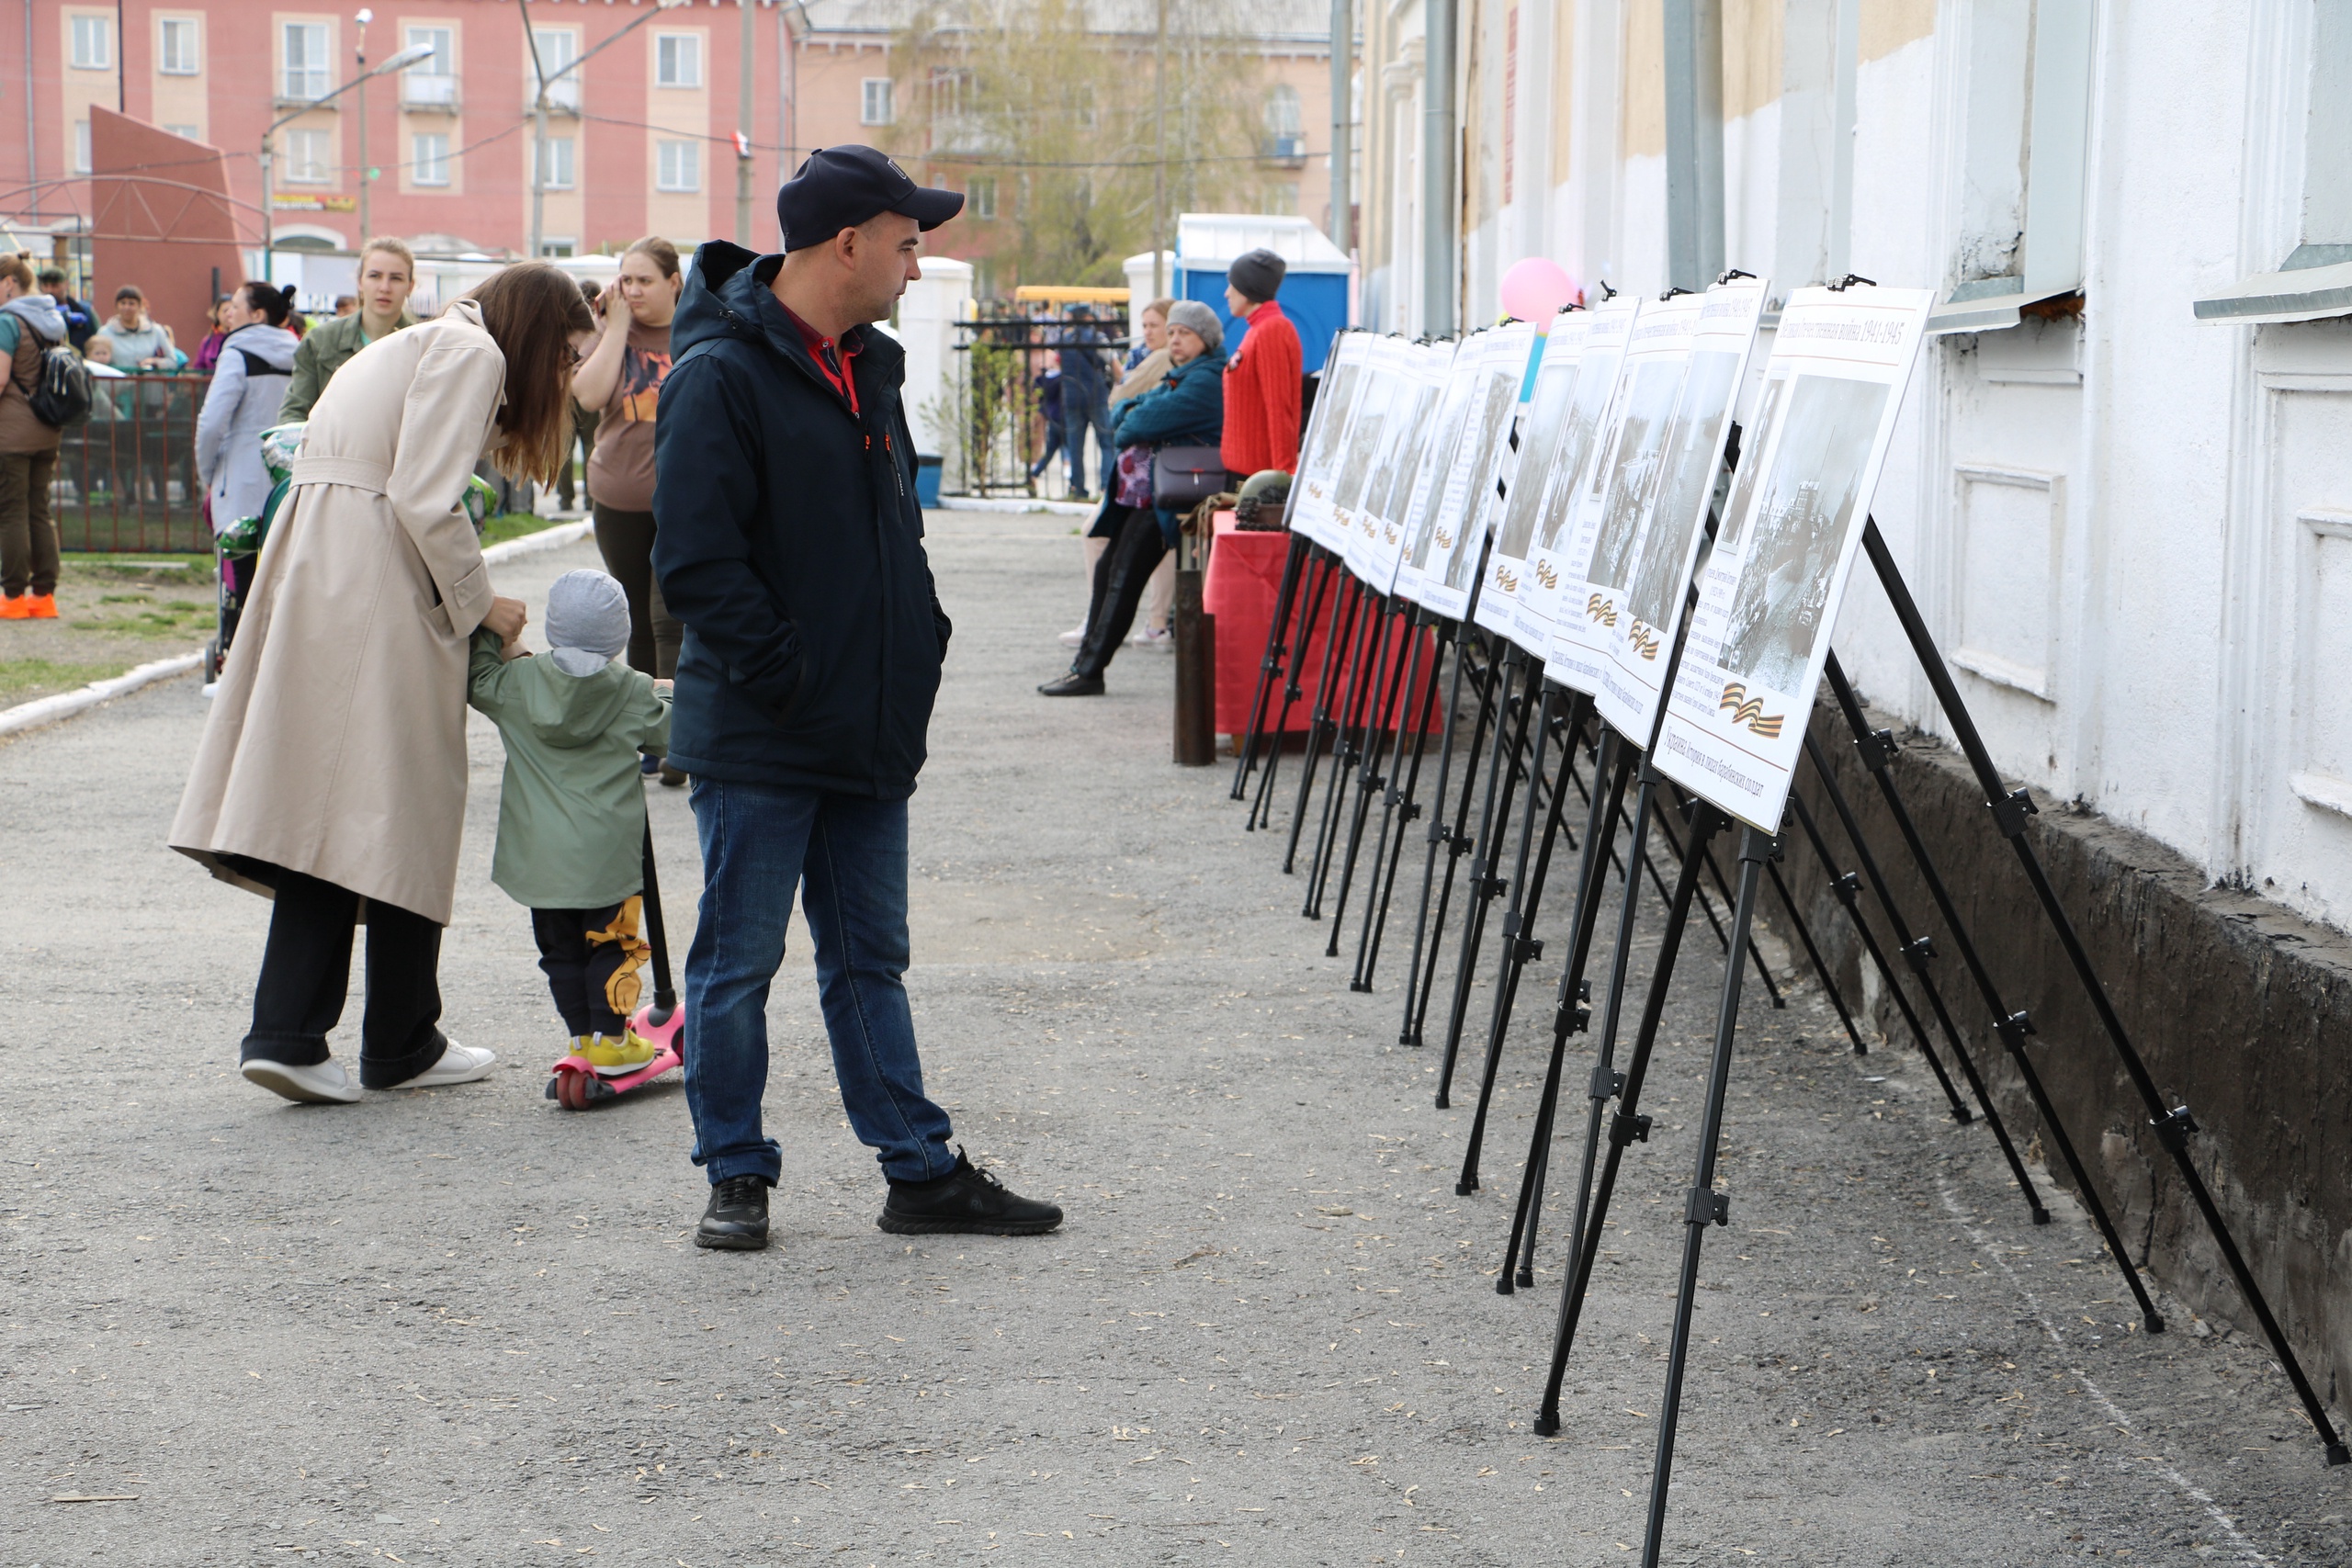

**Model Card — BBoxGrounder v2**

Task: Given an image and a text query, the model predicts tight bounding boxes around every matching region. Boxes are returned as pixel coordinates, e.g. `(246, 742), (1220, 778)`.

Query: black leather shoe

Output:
(879, 1149), (1063, 1235)
(695, 1175), (771, 1250)
(1037, 671), (1105, 696)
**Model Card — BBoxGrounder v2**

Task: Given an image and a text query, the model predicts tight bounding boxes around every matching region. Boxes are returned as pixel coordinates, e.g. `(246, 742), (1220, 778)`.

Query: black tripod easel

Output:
(1230, 528), (1312, 805)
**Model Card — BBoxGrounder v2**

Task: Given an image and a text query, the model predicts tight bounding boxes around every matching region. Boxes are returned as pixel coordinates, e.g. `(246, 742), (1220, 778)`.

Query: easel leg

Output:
(1325, 598), (1415, 954)
(1761, 858), (1870, 1054)
(1435, 648), (1535, 1106)
(1457, 682), (1585, 1193)
(1232, 530), (1309, 801)
(1249, 544), (1335, 832)
(1801, 733), (2055, 1223)
(1534, 797), (1724, 1433)
(1638, 825), (1775, 1567)
(1306, 587), (1389, 918)
(1498, 727), (1632, 1294)
(1283, 572), (1364, 874)
(1357, 615), (1445, 991)
(1404, 630), (1501, 1047)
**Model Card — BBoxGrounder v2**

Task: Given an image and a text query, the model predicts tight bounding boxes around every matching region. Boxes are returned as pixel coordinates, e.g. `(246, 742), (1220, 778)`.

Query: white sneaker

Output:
(1057, 625), (1087, 647)
(242, 1056), (362, 1104)
(390, 1038), (498, 1089)
(1129, 625), (1175, 649)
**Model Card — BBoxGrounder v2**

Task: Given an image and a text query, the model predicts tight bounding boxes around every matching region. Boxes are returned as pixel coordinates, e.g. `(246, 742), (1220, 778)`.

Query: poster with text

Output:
(1519, 297), (1641, 669)
(1410, 326), (1532, 623)
(1336, 336), (1418, 581)
(1653, 283), (1933, 831)
(1473, 311), (1589, 640)
(1289, 333), (1374, 547)
(1589, 276), (1769, 745)
(1546, 293), (1704, 694)
(1393, 334), (1495, 606)
(1354, 341), (1458, 595)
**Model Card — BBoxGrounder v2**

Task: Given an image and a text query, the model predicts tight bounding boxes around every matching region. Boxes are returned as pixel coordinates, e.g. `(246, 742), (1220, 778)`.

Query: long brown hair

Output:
(467, 261), (595, 485)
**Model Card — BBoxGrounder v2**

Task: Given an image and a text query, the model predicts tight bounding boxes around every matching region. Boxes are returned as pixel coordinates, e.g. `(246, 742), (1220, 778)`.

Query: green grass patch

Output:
(0, 657), (134, 706)
(481, 512), (565, 548)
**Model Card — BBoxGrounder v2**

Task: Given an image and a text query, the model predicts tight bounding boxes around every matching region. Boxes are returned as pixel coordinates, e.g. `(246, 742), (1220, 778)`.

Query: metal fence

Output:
(54, 371), (213, 553)
(946, 310), (1131, 499)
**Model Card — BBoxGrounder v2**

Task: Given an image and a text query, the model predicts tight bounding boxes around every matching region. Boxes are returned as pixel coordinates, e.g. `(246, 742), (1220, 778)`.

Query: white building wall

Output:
(1351, 1), (2352, 930)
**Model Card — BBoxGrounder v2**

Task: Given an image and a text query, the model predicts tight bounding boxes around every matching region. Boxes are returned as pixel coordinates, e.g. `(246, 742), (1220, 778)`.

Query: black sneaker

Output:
(695, 1175), (771, 1250)
(1037, 671), (1105, 696)
(879, 1149), (1063, 1235)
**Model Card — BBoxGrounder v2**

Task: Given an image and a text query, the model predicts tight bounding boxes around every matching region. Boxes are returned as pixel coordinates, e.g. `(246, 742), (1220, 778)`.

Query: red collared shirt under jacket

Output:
(1219, 299), (1303, 478)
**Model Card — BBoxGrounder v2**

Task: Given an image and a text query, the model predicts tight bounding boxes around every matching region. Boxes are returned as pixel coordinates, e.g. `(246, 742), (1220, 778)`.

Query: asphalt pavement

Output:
(5, 512), (2345, 1565)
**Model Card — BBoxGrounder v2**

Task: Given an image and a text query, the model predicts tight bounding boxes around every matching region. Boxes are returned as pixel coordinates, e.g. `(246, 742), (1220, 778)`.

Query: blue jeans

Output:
(1064, 397), (1113, 494)
(683, 779), (956, 1186)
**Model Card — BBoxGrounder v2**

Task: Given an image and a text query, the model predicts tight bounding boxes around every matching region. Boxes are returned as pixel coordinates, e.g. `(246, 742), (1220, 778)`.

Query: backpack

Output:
(28, 344), (93, 428)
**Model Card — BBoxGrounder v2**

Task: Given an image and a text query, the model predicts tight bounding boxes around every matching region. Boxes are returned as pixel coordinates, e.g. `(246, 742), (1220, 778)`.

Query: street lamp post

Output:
(519, 0), (686, 260)
(356, 8), (373, 243)
(260, 37), (435, 284)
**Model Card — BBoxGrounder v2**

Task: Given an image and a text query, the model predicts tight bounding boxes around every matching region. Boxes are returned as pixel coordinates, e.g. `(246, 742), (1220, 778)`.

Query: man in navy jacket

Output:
(654, 146), (1063, 1249)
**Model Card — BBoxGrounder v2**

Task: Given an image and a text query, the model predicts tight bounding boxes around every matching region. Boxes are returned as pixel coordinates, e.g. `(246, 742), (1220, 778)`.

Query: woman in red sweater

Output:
(1218, 247), (1303, 477)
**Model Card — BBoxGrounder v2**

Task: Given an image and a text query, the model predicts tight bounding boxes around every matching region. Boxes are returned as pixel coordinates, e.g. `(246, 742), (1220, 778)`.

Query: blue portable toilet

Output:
(1125, 216), (1354, 375)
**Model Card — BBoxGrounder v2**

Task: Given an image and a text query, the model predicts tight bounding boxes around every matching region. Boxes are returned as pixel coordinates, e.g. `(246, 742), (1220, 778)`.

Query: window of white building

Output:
(657, 35), (701, 89)
(70, 14), (111, 70)
(413, 132), (450, 186)
(282, 22), (331, 102)
(158, 17), (199, 75)
(284, 128), (333, 185)
(537, 135), (575, 190)
(1928, 4), (2094, 333)
(2194, 1), (2352, 321)
(862, 78), (895, 127)
(658, 140), (701, 193)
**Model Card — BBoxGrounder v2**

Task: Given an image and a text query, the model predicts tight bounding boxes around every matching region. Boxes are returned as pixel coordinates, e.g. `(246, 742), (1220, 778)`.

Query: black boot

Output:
(879, 1149), (1063, 1235)
(695, 1175), (771, 1250)
(1038, 668), (1106, 695)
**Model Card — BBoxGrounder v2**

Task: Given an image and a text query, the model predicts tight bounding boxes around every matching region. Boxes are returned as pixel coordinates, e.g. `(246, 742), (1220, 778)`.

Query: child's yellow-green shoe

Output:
(583, 1031), (659, 1077)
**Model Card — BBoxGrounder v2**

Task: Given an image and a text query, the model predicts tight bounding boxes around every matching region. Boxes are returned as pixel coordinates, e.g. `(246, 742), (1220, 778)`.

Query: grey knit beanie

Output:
(1227, 247), (1287, 304)
(545, 569), (631, 677)
(1166, 299), (1224, 355)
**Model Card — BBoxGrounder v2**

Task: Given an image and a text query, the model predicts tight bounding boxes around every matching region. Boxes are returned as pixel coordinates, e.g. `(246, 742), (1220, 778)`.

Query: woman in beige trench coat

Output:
(172, 264), (596, 1104)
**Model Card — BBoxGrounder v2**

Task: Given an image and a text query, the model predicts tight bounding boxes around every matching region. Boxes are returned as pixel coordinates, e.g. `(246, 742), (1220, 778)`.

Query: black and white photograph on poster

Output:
(1654, 283), (1935, 832)
(1544, 294), (1695, 694)
(1475, 312), (1588, 638)
(1713, 375), (1890, 693)
(1337, 337), (1413, 581)
(1290, 333), (1374, 547)
(1396, 333), (1499, 606)
(1520, 296), (1639, 659)
(1417, 328), (1532, 622)
(1358, 342), (1456, 595)
(1592, 276), (1769, 744)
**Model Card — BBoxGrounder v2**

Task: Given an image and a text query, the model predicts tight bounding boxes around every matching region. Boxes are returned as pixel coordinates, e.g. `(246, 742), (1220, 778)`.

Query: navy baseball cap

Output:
(777, 145), (965, 252)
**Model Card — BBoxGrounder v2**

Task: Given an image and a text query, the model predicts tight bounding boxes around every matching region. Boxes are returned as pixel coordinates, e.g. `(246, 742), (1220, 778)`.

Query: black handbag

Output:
(1150, 444), (1226, 508)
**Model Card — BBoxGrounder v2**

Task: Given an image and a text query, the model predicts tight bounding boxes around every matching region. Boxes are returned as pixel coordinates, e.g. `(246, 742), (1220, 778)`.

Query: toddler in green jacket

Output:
(469, 569), (673, 1075)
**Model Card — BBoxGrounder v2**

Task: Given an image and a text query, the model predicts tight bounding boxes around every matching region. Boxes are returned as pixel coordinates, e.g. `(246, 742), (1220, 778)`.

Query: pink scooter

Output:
(546, 822), (684, 1111)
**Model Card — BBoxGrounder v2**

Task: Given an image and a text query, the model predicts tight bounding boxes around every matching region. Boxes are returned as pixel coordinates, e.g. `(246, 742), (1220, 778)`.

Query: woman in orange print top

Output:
(574, 237), (684, 775)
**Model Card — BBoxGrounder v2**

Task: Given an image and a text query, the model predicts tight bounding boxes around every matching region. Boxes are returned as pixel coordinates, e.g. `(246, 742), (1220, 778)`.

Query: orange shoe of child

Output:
(23, 593), (57, 619)
(0, 594), (29, 620)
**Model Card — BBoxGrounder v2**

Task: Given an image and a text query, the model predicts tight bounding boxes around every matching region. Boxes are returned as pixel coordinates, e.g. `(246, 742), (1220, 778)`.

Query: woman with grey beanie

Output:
(1039, 300), (1227, 696)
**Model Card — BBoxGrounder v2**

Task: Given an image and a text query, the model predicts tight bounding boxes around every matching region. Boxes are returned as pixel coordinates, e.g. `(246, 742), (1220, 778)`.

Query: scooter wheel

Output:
(557, 1071), (587, 1111)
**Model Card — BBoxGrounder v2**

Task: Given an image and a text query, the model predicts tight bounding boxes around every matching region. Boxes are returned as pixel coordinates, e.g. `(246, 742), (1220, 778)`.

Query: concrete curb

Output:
(938, 496), (1097, 517)
(481, 517), (594, 564)
(0, 651), (204, 739)
(0, 520), (598, 743)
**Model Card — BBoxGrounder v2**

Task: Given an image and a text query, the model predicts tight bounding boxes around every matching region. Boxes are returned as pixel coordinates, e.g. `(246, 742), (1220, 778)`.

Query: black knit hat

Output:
(778, 145), (964, 252)
(1227, 247), (1287, 304)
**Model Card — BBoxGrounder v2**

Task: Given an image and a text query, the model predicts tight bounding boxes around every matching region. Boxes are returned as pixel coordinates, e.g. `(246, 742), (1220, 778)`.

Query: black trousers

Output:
(1071, 505), (1167, 679)
(531, 900), (645, 1037)
(593, 503), (683, 680)
(242, 867), (447, 1089)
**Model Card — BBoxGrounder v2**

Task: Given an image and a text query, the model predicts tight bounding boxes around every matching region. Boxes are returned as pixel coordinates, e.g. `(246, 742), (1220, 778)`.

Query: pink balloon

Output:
(1499, 257), (1581, 323)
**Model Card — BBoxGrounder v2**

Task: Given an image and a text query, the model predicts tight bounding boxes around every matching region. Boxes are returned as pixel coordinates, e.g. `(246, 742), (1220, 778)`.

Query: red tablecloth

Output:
(1202, 513), (1439, 737)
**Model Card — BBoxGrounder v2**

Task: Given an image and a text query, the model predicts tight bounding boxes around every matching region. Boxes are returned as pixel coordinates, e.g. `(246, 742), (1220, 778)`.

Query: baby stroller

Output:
(204, 423), (498, 682)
